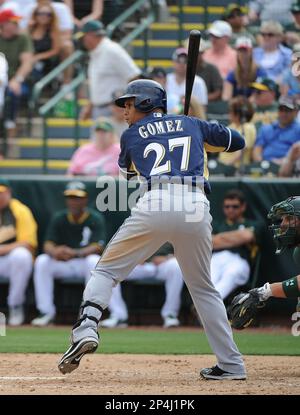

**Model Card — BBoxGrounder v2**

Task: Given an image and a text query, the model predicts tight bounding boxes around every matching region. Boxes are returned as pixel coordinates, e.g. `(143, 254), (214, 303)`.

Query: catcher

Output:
(228, 196), (300, 329)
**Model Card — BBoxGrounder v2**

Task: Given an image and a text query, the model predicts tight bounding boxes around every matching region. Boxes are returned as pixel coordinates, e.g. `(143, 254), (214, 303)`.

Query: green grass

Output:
(0, 327), (299, 355)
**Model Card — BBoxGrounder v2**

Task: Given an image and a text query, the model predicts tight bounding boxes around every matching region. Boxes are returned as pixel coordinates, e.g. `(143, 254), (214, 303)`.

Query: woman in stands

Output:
(64, 0), (103, 29)
(28, 2), (60, 82)
(219, 96), (256, 169)
(222, 37), (266, 101)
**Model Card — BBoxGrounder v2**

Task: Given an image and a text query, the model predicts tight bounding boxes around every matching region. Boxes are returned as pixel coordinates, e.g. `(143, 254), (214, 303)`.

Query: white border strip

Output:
(225, 127), (232, 152)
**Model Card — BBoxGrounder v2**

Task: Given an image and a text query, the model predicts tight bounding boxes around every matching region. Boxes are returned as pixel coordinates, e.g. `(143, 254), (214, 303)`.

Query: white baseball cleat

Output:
(99, 317), (128, 328)
(163, 316), (180, 328)
(31, 313), (55, 327)
(58, 337), (99, 374)
(8, 306), (25, 326)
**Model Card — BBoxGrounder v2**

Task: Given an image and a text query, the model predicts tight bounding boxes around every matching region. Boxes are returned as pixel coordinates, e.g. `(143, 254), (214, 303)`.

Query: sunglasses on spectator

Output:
(223, 204), (241, 210)
(36, 11), (52, 16)
(261, 32), (276, 37)
(279, 106), (294, 112)
(228, 12), (243, 18)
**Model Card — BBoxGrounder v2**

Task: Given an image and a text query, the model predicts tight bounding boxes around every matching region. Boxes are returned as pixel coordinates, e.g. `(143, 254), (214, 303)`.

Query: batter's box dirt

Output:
(0, 354), (299, 395)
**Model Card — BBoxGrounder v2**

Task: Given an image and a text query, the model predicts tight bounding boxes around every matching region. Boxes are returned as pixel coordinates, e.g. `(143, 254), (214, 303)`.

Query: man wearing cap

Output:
(195, 40), (223, 102)
(253, 21), (292, 83)
(31, 181), (106, 326)
(0, 178), (37, 326)
(76, 20), (141, 119)
(223, 4), (256, 46)
(251, 77), (280, 129)
(203, 20), (237, 79)
(67, 116), (120, 176)
(166, 47), (207, 113)
(148, 66), (180, 112)
(0, 8), (33, 145)
(253, 96), (300, 164)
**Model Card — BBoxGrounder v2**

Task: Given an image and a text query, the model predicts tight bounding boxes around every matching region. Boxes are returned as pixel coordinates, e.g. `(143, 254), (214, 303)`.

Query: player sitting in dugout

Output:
(31, 181), (106, 326)
(0, 177), (37, 326)
(211, 189), (264, 300)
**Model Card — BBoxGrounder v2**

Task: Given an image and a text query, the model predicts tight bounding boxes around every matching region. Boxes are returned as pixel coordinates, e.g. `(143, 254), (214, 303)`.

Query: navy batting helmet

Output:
(114, 79), (167, 113)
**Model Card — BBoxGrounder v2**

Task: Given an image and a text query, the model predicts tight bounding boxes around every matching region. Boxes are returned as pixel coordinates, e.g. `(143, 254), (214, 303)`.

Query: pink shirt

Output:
(68, 142), (120, 176)
(203, 46), (237, 79)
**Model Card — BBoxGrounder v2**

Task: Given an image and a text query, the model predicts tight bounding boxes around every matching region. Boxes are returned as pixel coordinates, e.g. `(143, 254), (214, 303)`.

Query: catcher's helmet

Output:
(114, 79), (167, 113)
(268, 196), (300, 254)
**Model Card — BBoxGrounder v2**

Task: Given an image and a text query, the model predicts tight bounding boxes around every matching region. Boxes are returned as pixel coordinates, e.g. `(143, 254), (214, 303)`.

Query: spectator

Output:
(0, 52), (7, 156)
(248, 0), (294, 26)
(0, 51), (7, 115)
(28, 3), (60, 82)
(178, 95), (206, 119)
(109, 89), (127, 139)
(0, 0), (25, 27)
(76, 20), (141, 119)
(68, 117), (120, 176)
(253, 21), (292, 83)
(250, 77), (279, 129)
(195, 39), (223, 102)
(148, 66), (179, 113)
(279, 142), (300, 176)
(253, 96), (300, 164)
(25, 1), (74, 85)
(219, 97), (256, 168)
(0, 178), (37, 326)
(211, 189), (263, 300)
(31, 181), (106, 326)
(223, 3), (256, 46)
(222, 37), (266, 100)
(284, 0), (300, 46)
(281, 43), (300, 99)
(0, 9), (33, 148)
(100, 244), (184, 329)
(64, 0), (103, 29)
(166, 47), (207, 113)
(203, 20), (237, 79)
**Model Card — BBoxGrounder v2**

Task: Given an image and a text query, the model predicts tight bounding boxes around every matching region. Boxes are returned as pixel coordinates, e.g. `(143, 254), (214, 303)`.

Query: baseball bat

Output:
(184, 30), (201, 116)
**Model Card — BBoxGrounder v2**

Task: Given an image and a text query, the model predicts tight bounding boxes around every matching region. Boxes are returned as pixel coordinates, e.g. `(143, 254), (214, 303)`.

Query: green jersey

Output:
(212, 219), (264, 263)
(45, 209), (106, 249)
(0, 34), (33, 79)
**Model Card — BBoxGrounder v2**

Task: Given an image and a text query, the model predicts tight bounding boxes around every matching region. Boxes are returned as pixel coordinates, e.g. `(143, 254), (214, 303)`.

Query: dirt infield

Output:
(0, 354), (299, 395)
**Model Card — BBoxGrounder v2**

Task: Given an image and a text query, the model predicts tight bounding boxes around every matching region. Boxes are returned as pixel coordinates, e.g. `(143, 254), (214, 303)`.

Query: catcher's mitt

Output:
(227, 290), (266, 330)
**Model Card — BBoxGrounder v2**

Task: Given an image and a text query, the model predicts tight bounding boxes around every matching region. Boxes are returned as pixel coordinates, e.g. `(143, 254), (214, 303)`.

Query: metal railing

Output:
(31, 0), (159, 172)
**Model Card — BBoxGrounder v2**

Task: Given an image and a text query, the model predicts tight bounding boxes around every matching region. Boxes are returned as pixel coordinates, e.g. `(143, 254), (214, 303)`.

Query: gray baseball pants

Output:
(73, 184), (246, 375)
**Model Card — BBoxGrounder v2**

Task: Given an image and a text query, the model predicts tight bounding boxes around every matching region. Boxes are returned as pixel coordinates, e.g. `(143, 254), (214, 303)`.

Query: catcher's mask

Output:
(268, 196), (300, 254)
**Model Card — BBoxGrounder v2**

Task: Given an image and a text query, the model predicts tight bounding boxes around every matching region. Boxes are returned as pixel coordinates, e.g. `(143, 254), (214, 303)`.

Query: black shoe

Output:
(200, 365), (246, 380)
(58, 337), (98, 375)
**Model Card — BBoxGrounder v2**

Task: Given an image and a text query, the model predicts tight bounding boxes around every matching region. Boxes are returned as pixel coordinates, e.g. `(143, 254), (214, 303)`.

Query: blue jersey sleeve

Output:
(118, 130), (137, 177)
(200, 120), (245, 153)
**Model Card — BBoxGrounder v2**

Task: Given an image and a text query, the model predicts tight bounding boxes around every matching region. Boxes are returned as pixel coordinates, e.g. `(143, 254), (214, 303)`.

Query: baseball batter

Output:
(58, 79), (246, 380)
